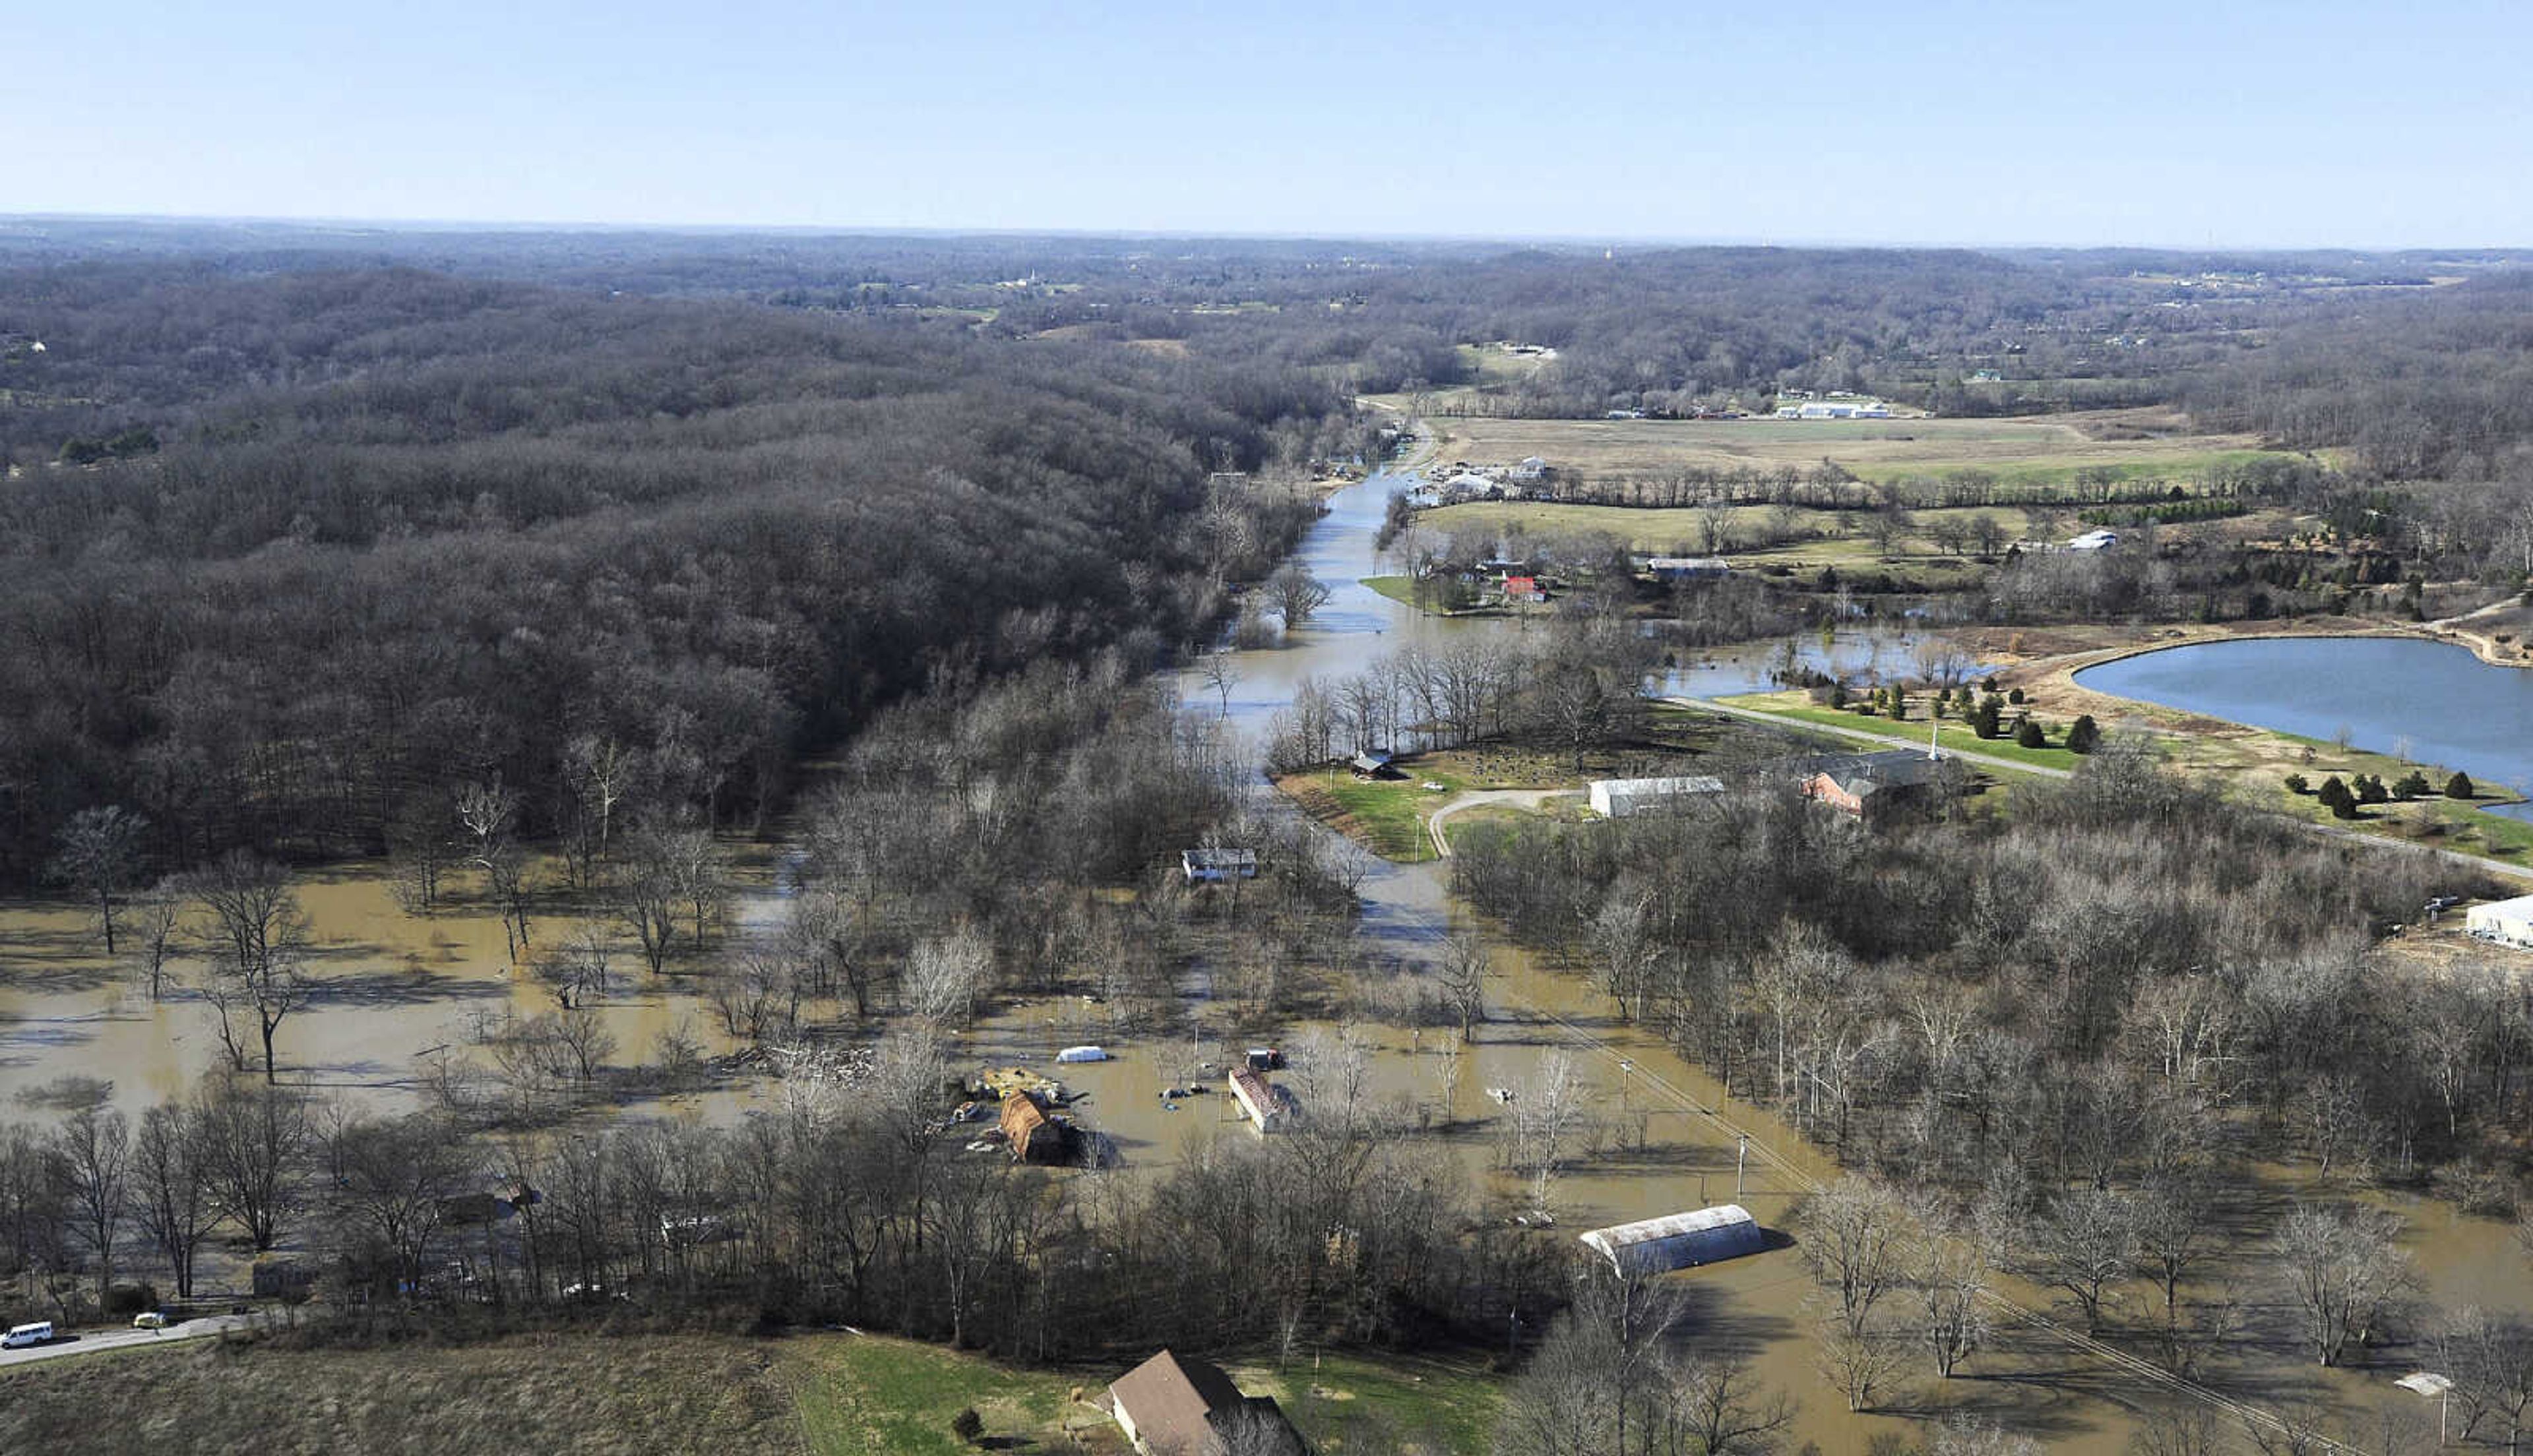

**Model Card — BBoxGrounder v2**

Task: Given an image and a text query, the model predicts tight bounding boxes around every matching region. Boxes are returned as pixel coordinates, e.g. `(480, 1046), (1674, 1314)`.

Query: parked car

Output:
(3, 1320), (55, 1348)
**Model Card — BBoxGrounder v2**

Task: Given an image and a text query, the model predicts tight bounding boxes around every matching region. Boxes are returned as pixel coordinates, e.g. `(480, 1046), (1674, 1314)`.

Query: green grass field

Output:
(1360, 574), (1510, 617)
(0, 1329), (1503, 1456)
(1721, 688), (2533, 866)
(1722, 694), (2084, 771)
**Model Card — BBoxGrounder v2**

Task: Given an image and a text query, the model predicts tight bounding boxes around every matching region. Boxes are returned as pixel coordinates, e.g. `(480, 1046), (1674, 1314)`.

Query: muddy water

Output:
(0, 463), (2514, 1446)
(0, 866), (752, 1124)
(1163, 470), (2471, 1449)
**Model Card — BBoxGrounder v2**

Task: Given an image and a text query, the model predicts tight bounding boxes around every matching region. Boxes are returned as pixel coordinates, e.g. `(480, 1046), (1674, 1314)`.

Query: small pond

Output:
(2073, 635), (2533, 804)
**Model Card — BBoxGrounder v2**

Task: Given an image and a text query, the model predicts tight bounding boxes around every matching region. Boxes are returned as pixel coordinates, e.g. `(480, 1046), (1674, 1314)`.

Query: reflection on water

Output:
(0, 869), (753, 1124)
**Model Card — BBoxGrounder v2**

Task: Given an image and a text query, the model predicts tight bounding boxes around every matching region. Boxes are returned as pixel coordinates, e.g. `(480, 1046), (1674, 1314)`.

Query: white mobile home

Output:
(2466, 895), (2533, 951)
(1579, 1205), (1765, 1277)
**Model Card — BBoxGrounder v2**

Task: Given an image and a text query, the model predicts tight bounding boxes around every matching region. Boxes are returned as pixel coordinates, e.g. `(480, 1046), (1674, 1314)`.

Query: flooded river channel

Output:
(3, 463), (2517, 1449)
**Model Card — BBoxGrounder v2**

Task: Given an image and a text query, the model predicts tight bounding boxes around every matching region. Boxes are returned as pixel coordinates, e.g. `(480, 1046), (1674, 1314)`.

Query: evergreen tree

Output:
(2317, 776), (2358, 818)
(2284, 773), (2309, 795)
(2065, 714), (2100, 754)
(2447, 771), (2477, 799)
(2016, 717), (2046, 749)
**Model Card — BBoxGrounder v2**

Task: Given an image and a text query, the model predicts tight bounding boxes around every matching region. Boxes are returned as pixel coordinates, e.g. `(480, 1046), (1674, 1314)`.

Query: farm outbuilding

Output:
(1001, 1090), (1073, 1164)
(1588, 775), (1724, 818)
(2467, 895), (2533, 951)
(1228, 1066), (1298, 1132)
(1646, 557), (1731, 583)
(1579, 1204), (1764, 1277)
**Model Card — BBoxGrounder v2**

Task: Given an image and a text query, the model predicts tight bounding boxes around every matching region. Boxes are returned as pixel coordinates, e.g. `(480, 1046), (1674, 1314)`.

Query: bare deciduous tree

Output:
(2270, 1202), (2415, 1367)
(187, 850), (313, 1083)
(49, 804), (147, 956)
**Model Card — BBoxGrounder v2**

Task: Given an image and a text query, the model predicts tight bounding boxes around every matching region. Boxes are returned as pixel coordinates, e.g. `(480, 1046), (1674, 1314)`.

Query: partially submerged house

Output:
(1798, 749), (1954, 820)
(1107, 1349), (1310, 1456)
(1579, 1204), (1765, 1277)
(2467, 894), (2533, 951)
(1000, 1089), (1075, 1164)
(1182, 848), (1260, 883)
(1228, 1066), (1298, 1133)
(1587, 775), (1725, 819)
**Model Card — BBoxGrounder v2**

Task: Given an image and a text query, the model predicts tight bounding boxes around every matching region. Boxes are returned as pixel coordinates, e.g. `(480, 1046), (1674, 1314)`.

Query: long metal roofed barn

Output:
(1579, 1204), (1765, 1277)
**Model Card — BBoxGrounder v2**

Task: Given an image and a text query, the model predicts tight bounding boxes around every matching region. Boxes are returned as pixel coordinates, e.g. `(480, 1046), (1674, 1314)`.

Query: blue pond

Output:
(2073, 636), (2533, 806)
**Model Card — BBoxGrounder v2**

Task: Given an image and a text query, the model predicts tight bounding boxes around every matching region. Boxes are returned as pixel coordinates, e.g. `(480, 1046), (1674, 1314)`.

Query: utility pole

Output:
(1736, 1132), (1750, 1199)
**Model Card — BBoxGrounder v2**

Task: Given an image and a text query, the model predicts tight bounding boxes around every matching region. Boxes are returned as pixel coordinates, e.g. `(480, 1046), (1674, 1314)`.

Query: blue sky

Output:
(7, 1), (2529, 247)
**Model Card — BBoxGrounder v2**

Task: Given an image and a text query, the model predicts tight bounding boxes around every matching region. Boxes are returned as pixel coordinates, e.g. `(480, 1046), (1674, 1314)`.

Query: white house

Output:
(1509, 456), (1549, 482)
(2066, 529), (2119, 552)
(2466, 895), (2533, 951)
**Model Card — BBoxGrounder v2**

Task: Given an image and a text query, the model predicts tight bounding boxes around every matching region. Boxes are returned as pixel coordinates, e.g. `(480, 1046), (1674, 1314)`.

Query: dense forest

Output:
(6, 229), (2533, 882)
(0, 263), (1353, 880)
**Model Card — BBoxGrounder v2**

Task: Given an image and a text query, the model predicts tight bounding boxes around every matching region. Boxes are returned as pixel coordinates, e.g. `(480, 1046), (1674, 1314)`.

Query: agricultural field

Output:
(1423, 410), (2293, 489)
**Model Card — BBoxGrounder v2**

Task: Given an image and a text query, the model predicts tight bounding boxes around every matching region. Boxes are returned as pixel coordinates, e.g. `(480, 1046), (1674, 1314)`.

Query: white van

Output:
(3, 1320), (54, 1348)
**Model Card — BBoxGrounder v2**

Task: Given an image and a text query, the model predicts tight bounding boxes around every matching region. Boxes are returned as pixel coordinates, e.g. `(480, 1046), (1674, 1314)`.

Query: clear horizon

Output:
(9, 0), (2532, 251)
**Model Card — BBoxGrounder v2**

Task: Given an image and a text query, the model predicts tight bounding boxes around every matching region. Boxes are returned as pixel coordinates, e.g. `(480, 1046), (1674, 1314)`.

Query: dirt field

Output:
(1423, 410), (2288, 487)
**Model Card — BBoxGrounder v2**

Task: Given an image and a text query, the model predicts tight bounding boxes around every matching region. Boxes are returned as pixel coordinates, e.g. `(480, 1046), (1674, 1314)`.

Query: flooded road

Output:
(3, 460), (2511, 1448)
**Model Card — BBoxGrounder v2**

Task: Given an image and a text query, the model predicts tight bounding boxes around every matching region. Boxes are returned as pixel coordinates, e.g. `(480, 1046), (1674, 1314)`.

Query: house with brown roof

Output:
(1227, 1066), (1297, 1133)
(1107, 1349), (1309, 1456)
(999, 1089), (1071, 1164)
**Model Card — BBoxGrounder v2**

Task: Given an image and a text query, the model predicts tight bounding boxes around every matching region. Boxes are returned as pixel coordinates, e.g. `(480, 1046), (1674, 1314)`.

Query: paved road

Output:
(0, 1313), (258, 1370)
(1676, 695), (2533, 884)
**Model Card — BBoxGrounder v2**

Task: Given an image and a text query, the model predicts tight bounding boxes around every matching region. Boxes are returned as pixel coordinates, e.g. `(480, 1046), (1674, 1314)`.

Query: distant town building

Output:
(1509, 455), (1550, 481)
(1579, 1205), (1765, 1277)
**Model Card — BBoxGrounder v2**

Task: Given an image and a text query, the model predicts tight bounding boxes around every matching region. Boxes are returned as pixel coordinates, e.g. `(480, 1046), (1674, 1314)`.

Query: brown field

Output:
(1422, 410), (2291, 487)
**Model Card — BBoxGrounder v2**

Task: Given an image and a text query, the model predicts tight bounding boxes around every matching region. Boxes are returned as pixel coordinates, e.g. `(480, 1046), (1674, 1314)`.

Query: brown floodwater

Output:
(0, 864), (757, 1126)
(1, 466), (2515, 1450)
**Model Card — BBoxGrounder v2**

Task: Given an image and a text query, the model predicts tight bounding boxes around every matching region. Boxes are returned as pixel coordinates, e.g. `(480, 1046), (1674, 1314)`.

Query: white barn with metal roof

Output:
(2466, 894), (2533, 951)
(1588, 775), (1725, 819)
(1579, 1204), (1764, 1277)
